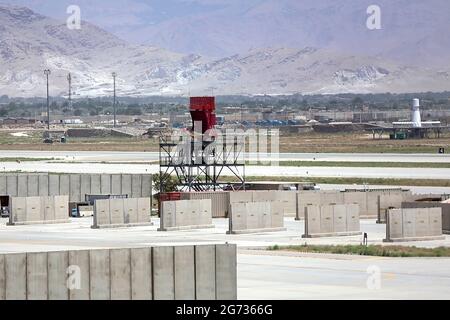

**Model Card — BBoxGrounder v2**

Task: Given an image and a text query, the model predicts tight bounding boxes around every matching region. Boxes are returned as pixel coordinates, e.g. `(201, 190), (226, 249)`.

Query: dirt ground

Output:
(0, 129), (448, 153)
(278, 132), (450, 153)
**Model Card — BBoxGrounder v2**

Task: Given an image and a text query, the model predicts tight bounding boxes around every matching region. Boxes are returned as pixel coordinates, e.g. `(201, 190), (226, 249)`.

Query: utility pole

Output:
(44, 69), (51, 131)
(67, 73), (72, 110)
(112, 72), (117, 127)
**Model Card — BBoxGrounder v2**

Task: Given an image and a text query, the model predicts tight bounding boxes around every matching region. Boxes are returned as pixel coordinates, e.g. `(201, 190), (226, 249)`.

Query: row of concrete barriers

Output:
(0, 244), (237, 300)
(8, 195), (69, 225)
(0, 173), (152, 203)
(384, 207), (446, 242)
(227, 201), (286, 234)
(159, 199), (214, 231)
(181, 190), (297, 218)
(92, 197), (152, 228)
(178, 189), (413, 219)
(303, 204), (361, 238)
(401, 201), (450, 234)
(5, 197), (449, 246)
(296, 189), (412, 219)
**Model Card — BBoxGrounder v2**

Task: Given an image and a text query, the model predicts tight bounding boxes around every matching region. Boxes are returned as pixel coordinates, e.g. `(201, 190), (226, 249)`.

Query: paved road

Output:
(1, 150), (450, 180)
(1, 150), (450, 163)
(238, 252), (450, 299)
(0, 160), (449, 180)
(318, 184), (450, 195)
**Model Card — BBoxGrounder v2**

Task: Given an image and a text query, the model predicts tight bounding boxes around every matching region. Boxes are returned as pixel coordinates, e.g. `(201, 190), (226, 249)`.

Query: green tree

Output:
(153, 173), (178, 193)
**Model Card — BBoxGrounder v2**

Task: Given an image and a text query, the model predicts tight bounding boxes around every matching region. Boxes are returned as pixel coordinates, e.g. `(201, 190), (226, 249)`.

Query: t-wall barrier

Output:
(302, 204), (362, 238)
(384, 207), (445, 242)
(7, 195), (69, 225)
(296, 189), (412, 219)
(0, 244), (237, 300)
(92, 198), (152, 228)
(227, 201), (286, 234)
(400, 201), (450, 234)
(0, 173), (152, 203)
(159, 199), (214, 231)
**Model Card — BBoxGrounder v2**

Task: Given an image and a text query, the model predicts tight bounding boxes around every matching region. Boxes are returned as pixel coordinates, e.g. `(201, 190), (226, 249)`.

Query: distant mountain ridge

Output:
(0, 5), (449, 98)
(126, 0), (450, 68)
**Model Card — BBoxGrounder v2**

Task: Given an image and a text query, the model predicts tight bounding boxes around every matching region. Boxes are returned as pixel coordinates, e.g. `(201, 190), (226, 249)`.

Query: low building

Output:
(1, 118), (36, 126)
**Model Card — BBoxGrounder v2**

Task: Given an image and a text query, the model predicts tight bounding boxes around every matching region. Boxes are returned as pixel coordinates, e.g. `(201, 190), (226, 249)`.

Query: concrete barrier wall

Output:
(400, 202), (450, 234)
(179, 190), (304, 218)
(384, 207), (445, 242)
(297, 191), (342, 220)
(159, 199), (214, 231)
(180, 192), (229, 218)
(94, 198), (151, 228)
(179, 189), (411, 220)
(443, 204), (450, 234)
(302, 204), (362, 238)
(297, 189), (412, 219)
(92, 198), (152, 229)
(252, 191), (297, 217)
(0, 173), (152, 203)
(8, 196), (69, 225)
(229, 191), (253, 204)
(229, 191), (296, 217)
(0, 244), (237, 300)
(227, 201), (286, 234)
(376, 191), (415, 222)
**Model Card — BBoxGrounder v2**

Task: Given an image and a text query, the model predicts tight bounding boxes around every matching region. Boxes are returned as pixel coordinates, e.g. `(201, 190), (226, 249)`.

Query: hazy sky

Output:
(0, 0), (234, 29)
(1, 0), (449, 65)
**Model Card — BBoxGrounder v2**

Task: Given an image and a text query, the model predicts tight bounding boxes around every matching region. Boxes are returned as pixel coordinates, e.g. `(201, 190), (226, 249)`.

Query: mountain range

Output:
(0, 4), (449, 98)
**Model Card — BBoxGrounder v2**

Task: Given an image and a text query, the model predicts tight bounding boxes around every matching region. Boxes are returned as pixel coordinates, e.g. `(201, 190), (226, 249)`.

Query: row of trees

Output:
(1, 92), (449, 118)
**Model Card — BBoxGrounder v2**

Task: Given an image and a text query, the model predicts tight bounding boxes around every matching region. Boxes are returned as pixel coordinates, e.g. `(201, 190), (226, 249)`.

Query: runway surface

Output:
(1, 150), (450, 163)
(0, 160), (449, 180)
(1, 150), (449, 181)
(238, 252), (450, 299)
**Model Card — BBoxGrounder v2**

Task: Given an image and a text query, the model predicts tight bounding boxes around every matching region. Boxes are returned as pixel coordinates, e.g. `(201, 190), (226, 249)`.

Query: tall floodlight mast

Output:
(112, 72), (117, 127)
(67, 73), (72, 109)
(43, 69), (51, 131)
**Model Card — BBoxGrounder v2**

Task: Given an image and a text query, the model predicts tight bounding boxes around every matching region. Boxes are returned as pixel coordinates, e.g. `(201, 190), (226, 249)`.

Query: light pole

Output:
(44, 69), (51, 131)
(112, 72), (117, 127)
(67, 73), (72, 110)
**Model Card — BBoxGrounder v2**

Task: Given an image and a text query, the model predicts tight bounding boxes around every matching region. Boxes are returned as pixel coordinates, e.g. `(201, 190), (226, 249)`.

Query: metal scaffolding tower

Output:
(159, 130), (245, 192)
(158, 97), (245, 193)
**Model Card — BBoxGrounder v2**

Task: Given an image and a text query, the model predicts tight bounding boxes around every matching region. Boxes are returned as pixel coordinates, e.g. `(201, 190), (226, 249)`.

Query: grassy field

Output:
(0, 130), (159, 151)
(278, 132), (450, 154)
(0, 157), (54, 162)
(0, 129), (448, 153)
(222, 175), (450, 187)
(268, 244), (450, 257)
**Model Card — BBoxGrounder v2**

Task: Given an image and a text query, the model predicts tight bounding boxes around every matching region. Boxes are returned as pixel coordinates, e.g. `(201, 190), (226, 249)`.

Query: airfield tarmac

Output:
(1, 217), (450, 300)
(0, 151), (450, 180)
(1, 150), (450, 299)
(1, 150), (450, 163)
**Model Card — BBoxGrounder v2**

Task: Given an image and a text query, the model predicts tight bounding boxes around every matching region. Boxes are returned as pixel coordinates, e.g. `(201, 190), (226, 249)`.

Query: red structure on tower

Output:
(189, 97), (217, 133)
